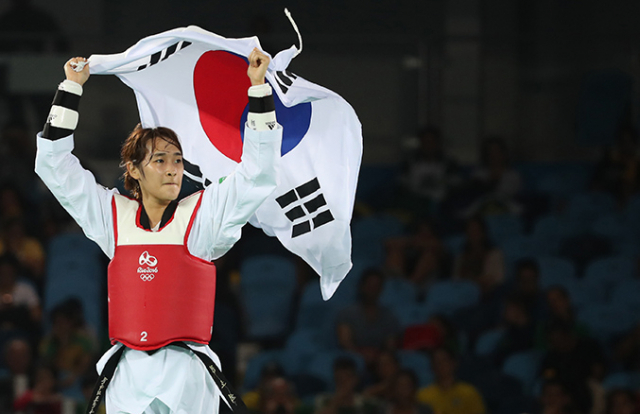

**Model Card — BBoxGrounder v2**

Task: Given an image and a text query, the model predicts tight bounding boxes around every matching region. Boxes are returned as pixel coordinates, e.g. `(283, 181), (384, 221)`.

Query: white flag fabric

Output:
(88, 26), (362, 300)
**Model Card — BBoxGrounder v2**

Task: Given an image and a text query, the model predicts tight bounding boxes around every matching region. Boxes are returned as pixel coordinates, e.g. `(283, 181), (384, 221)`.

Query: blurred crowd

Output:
(0, 2), (637, 411)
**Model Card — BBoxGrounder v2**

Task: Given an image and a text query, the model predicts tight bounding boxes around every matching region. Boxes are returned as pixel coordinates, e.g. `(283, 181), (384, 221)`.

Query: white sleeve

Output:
(35, 133), (118, 258)
(187, 124), (281, 260)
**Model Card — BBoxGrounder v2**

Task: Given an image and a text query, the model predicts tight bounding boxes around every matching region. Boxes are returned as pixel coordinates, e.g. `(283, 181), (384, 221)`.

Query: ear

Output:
(127, 161), (141, 180)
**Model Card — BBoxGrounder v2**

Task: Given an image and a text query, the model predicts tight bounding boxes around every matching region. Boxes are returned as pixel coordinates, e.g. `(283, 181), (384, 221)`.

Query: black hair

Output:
(0, 253), (20, 270)
(515, 258), (540, 276)
(50, 297), (85, 328)
(333, 356), (357, 372)
(356, 267), (385, 302)
(397, 368), (419, 389)
(463, 215), (494, 251)
(480, 135), (510, 166)
(431, 346), (457, 361)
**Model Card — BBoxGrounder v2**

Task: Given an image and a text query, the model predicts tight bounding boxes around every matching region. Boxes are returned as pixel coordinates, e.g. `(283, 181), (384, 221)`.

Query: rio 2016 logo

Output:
(138, 251), (158, 281)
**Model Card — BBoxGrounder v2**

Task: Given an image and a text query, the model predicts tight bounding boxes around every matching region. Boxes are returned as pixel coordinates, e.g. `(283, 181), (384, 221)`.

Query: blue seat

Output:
(296, 282), (340, 330)
(426, 280), (480, 315)
(240, 255), (296, 290)
(591, 213), (635, 244)
(602, 371), (640, 390)
(536, 256), (577, 289)
(444, 234), (465, 256)
(502, 350), (544, 394)
(624, 194), (640, 231)
(612, 241), (640, 258)
(281, 328), (325, 375)
(528, 163), (592, 197)
(242, 289), (293, 340)
(330, 259), (376, 305)
(500, 235), (554, 272)
(351, 214), (405, 242)
(611, 279), (640, 317)
(565, 192), (617, 233)
(397, 350), (433, 386)
(472, 369), (523, 413)
(531, 214), (575, 253)
(485, 215), (523, 245)
(351, 215), (405, 265)
(240, 256), (297, 340)
(380, 278), (416, 309)
(44, 233), (105, 336)
(496, 395), (539, 414)
(243, 350), (284, 391)
(577, 304), (636, 343)
(583, 256), (635, 302)
(392, 302), (427, 328)
(475, 328), (505, 356)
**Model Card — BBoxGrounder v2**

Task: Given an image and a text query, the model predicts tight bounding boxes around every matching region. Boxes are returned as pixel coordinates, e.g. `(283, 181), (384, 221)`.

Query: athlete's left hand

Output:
(247, 47), (270, 86)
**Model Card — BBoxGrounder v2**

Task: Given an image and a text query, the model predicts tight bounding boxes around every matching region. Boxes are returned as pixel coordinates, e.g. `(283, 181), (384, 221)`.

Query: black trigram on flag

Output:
(183, 159), (212, 188)
(137, 41), (192, 71)
(276, 178), (335, 238)
(274, 70), (297, 94)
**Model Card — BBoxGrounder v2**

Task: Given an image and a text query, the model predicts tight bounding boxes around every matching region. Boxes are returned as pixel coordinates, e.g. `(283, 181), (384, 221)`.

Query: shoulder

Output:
(113, 193), (139, 207)
(454, 382), (483, 397)
(178, 190), (204, 207)
(417, 384), (439, 400)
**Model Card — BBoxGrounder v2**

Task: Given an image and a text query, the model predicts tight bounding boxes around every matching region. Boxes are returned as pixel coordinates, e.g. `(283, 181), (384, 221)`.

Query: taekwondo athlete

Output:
(35, 48), (280, 414)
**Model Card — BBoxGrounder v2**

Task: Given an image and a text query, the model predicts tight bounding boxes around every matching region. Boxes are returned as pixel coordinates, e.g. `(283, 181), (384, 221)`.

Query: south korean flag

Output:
(88, 21), (362, 300)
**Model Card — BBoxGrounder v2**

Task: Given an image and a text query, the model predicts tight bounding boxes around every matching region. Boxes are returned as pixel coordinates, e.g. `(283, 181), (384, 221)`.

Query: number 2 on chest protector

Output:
(141, 331), (148, 342)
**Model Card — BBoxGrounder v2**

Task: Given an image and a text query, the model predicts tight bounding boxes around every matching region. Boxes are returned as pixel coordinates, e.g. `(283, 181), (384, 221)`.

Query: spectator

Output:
(398, 126), (462, 215)
(452, 216), (505, 294)
(417, 348), (486, 414)
(0, 338), (32, 412)
(315, 357), (381, 414)
(605, 389), (640, 414)
(0, 254), (41, 336)
(39, 299), (95, 395)
(260, 377), (310, 414)
(75, 373), (106, 414)
(0, 0), (68, 53)
(537, 286), (589, 347)
(613, 323), (640, 371)
(384, 219), (451, 298)
(537, 380), (582, 414)
(363, 351), (400, 402)
(0, 218), (45, 282)
(0, 124), (39, 198)
(336, 269), (400, 367)
(13, 364), (62, 414)
(539, 321), (606, 414)
(386, 369), (433, 414)
(592, 126), (640, 205)
(463, 136), (523, 217)
(510, 258), (545, 320)
(243, 362), (286, 412)
(493, 294), (536, 365)
(0, 183), (27, 222)
(402, 314), (459, 354)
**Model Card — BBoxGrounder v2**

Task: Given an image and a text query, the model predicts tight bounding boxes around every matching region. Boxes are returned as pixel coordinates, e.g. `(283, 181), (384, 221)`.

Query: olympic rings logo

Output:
(140, 274), (156, 282)
(139, 251), (158, 267)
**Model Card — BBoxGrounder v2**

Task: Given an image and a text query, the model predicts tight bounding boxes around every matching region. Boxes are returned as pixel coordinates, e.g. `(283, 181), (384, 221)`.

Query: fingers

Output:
(248, 47), (269, 67)
(65, 57), (89, 73)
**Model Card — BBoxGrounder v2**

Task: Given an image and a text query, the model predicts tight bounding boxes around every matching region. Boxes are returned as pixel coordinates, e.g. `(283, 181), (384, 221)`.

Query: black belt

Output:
(86, 342), (247, 414)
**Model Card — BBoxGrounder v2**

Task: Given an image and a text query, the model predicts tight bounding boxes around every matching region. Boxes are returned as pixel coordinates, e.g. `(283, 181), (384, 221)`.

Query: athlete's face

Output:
(129, 137), (183, 206)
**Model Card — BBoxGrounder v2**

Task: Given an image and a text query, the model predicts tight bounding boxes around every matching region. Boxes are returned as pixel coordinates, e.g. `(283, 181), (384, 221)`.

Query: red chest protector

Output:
(107, 191), (216, 351)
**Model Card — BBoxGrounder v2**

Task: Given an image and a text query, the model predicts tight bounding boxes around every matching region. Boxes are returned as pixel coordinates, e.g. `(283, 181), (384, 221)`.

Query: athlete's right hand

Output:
(64, 57), (90, 86)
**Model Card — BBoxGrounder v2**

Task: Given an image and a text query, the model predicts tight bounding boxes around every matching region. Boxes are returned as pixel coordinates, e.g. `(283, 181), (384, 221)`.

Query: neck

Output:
(437, 377), (455, 390)
(141, 198), (171, 229)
